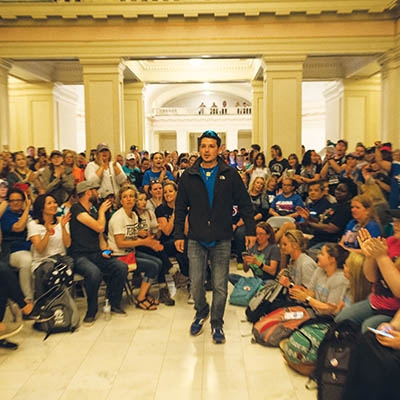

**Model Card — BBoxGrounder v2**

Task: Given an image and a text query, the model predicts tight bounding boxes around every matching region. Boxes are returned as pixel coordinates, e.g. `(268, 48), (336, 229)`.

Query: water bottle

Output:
(104, 299), (111, 321)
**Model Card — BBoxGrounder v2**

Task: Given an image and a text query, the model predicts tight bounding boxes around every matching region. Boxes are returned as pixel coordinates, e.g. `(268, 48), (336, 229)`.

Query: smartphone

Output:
(241, 251), (249, 258)
(102, 250), (112, 256)
(284, 311), (304, 320)
(367, 327), (394, 339)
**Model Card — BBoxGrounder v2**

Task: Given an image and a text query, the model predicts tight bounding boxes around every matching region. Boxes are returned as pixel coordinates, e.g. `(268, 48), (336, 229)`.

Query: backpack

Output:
(229, 276), (262, 307)
(47, 262), (74, 289)
(280, 319), (333, 376)
(252, 306), (314, 347)
(314, 320), (359, 400)
(32, 285), (80, 340)
(245, 279), (287, 323)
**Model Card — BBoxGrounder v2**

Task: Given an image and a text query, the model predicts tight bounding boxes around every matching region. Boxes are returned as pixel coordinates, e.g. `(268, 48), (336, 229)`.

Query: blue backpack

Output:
(229, 276), (262, 306)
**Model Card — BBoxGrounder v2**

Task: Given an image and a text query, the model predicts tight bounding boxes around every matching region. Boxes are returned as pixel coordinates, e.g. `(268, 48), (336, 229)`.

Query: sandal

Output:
(146, 295), (159, 306)
(136, 298), (157, 311)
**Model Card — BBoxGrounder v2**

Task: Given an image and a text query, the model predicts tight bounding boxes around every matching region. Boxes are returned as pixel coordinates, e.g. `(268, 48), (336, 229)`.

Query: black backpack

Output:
(314, 320), (359, 400)
(245, 279), (287, 323)
(32, 285), (80, 340)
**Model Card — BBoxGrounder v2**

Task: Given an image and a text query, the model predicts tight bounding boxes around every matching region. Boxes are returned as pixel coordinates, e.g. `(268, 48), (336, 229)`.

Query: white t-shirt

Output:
(27, 220), (70, 271)
(108, 207), (140, 256)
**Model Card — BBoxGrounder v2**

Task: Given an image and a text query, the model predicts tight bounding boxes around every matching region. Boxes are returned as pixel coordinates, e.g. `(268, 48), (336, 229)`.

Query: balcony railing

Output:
(152, 106), (252, 116)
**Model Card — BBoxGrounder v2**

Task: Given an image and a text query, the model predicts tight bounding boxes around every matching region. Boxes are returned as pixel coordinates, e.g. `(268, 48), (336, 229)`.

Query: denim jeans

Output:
(74, 253), (128, 318)
(335, 298), (392, 333)
(188, 239), (231, 329)
(135, 251), (162, 282)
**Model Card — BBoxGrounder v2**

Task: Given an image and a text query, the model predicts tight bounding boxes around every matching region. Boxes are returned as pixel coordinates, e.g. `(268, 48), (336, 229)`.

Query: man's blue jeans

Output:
(74, 253), (128, 318)
(188, 239), (231, 329)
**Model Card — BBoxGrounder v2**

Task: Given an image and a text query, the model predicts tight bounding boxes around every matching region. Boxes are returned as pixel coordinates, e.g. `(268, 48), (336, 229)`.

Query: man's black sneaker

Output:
(0, 339), (18, 350)
(111, 307), (127, 317)
(190, 313), (209, 336)
(212, 328), (226, 344)
(83, 315), (96, 326)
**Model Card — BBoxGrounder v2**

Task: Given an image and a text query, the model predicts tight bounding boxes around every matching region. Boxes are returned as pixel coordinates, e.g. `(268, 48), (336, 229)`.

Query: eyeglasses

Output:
(150, 179), (161, 185)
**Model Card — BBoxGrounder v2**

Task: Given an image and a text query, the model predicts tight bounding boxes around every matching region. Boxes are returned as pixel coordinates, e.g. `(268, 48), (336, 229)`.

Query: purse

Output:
(118, 252), (137, 272)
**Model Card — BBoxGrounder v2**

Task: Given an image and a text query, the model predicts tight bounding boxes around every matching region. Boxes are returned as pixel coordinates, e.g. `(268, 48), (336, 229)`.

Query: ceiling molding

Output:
(0, 0), (398, 21)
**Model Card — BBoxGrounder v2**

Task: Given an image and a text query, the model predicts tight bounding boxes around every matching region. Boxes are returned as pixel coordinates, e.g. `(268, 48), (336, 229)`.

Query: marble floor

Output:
(0, 263), (317, 400)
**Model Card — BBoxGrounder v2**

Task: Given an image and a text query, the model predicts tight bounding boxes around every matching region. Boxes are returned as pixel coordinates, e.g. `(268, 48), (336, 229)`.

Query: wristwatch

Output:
(288, 282), (294, 289)
(305, 295), (312, 305)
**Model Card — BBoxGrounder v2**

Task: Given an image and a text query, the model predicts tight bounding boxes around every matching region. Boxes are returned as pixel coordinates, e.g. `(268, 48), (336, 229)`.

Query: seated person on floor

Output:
(343, 307), (400, 400)
(335, 222), (400, 333)
(229, 221), (280, 285)
(233, 176), (270, 268)
(276, 179), (357, 250)
(269, 177), (304, 221)
(289, 243), (349, 316)
(339, 194), (382, 253)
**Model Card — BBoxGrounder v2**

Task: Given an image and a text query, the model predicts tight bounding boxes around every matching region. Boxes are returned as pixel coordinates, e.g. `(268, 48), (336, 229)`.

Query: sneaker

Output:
(159, 287), (175, 306)
(111, 307), (127, 317)
(187, 292), (195, 305)
(237, 263), (243, 270)
(173, 271), (190, 289)
(83, 315), (96, 326)
(190, 313), (209, 336)
(212, 327), (226, 344)
(0, 322), (23, 340)
(0, 339), (18, 350)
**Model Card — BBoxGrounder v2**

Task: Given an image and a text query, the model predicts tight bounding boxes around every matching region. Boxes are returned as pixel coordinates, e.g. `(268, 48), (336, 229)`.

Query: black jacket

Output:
(174, 156), (256, 242)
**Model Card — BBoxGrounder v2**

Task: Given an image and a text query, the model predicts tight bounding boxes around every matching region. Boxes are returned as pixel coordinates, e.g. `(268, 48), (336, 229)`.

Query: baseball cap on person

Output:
(96, 143), (110, 152)
(198, 130), (221, 147)
(0, 179), (8, 188)
(126, 153), (136, 161)
(76, 180), (100, 195)
(50, 150), (63, 158)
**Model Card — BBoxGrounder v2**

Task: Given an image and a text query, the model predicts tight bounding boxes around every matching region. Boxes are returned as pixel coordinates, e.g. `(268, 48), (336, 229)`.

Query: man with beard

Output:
(69, 181), (128, 325)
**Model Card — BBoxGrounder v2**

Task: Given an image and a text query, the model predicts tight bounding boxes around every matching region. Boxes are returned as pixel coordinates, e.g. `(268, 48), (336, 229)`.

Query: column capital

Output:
(80, 57), (125, 76)
(262, 55), (307, 74)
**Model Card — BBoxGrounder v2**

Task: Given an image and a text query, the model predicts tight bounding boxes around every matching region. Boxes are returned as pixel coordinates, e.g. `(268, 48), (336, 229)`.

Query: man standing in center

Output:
(174, 130), (256, 344)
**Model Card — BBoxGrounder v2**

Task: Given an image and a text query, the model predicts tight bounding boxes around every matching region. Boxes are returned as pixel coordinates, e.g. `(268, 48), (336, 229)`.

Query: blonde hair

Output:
(351, 194), (380, 224)
(117, 184), (138, 207)
(248, 176), (266, 194)
(346, 252), (371, 303)
(360, 181), (387, 205)
(284, 229), (308, 252)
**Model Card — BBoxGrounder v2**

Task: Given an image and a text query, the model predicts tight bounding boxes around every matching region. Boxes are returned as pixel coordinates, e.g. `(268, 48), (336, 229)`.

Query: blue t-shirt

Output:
(270, 193), (304, 219)
(0, 207), (31, 253)
(142, 169), (174, 187)
(342, 219), (381, 249)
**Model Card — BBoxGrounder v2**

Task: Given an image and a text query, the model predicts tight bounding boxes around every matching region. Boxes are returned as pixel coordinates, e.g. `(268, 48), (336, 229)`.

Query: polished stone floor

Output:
(0, 262), (316, 400)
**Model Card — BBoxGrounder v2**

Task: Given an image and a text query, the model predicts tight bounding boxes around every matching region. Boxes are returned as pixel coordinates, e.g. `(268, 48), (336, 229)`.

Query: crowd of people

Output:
(0, 133), (399, 393)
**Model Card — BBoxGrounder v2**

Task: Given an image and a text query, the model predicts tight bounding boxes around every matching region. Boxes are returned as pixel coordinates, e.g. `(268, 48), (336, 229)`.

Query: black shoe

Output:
(159, 287), (175, 306)
(111, 306), (127, 317)
(0, 339), (18, 350)
(83, 315), (96, 326)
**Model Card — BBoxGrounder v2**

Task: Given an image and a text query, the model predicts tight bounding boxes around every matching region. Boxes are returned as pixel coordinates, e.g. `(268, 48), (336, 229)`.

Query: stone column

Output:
(342, 76), (381, 148)
(251, 80), (264, 151)
(124, 82), (145, 152)
(379, 48), (400, 148)
(0, 60), (11, 150)
(263, 56), (306, 158)
(81, 58), (125, 154)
